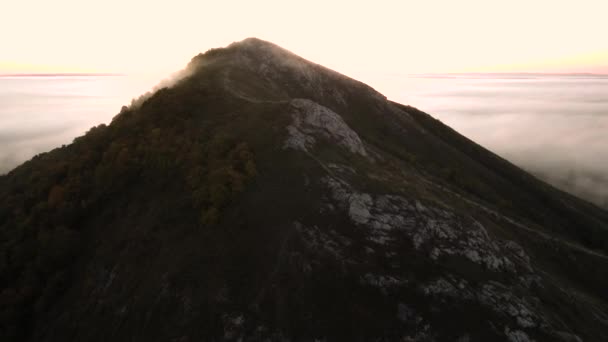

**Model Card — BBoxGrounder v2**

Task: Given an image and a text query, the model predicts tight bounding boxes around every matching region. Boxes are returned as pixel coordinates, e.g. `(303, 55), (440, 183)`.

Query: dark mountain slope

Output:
(1, 38), (607, 341)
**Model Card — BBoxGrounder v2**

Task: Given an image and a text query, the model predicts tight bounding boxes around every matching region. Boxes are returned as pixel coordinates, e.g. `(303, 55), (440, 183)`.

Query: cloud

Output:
(2, 72), (607, 210)
(127, 69), (192, 109)
(0, 48), (211, 174)
(384, 74), (608, 208)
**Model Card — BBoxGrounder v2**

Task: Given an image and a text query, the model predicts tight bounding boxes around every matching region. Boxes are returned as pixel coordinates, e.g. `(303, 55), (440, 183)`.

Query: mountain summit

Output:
(1, 38), (607, 341)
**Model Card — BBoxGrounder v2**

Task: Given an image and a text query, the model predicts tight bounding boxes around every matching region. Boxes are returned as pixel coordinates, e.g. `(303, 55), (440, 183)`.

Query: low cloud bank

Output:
(384, 74), (608, 208)
(0, 60), (203, 175)
(0, 74), (167, 174)
(2, 72), (607, 210)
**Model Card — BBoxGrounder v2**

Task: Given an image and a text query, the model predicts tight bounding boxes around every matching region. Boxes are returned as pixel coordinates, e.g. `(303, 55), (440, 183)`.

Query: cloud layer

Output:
(0, 75), (156, 174)
(1, 73), (607, 209)
(384, 74), (608, 208)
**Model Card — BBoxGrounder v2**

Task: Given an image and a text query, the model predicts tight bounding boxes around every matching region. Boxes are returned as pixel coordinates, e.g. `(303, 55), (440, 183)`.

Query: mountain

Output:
(1, 38), (607, 341)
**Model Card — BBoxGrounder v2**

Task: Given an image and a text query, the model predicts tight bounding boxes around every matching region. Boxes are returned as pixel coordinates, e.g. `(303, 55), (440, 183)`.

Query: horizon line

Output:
(401, 72), (608, 79)
(409, 71), (608, 75)
(1, 71), (607, 78)
(0, 72), (126, 77)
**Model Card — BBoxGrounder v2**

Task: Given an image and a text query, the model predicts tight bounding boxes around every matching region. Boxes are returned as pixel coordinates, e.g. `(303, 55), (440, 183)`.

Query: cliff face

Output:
(1, 38), (607, 341)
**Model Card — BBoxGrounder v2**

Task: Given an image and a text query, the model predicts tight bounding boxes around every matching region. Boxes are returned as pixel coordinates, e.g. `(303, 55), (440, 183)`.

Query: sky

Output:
(1, 0), (608, 76)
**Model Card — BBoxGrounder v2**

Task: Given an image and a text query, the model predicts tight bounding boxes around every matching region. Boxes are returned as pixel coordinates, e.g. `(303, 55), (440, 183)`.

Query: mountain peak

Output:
(189, 37), (301, 69)
(229, 37), (283, 50)
(177, 38), (386, 110)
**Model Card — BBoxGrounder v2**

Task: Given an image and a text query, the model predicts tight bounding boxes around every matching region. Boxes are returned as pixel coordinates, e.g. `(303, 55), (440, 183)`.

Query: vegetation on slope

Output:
(0, 83), (261, 339)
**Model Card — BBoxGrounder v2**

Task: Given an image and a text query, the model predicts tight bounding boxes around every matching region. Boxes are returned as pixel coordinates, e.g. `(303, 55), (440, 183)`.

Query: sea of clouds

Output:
(371, 73), (608, 208)
(1, 73), (607, 209)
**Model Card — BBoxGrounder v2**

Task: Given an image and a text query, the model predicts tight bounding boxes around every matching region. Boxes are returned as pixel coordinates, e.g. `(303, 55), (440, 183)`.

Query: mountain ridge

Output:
(1, 38), (607, 341)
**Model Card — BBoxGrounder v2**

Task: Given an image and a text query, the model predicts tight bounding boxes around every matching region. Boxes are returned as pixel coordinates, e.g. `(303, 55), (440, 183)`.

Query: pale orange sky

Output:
(1, 0), (607, 76)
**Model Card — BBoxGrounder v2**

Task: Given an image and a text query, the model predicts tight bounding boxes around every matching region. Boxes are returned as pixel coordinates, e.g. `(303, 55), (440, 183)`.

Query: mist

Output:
(1, 72), (607, 209)
(369, 73), (608, 208)
(128, 63), (199, 109)
(0, 65), (199, 175)
(0, 75), (157, 174)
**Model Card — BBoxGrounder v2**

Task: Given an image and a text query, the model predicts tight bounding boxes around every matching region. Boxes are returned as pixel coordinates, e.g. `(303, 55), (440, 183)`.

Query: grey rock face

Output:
(307, 165), (588, 340)
(323, 174), (528, 273)
(284, 99), (368, 157)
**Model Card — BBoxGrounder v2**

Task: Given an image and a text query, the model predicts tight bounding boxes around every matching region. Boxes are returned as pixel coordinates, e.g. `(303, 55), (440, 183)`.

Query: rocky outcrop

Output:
(284, 99), (368, 157)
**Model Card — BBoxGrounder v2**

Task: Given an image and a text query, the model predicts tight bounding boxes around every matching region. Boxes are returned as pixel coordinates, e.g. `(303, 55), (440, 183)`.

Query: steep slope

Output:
(1, 38), (607, 341)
